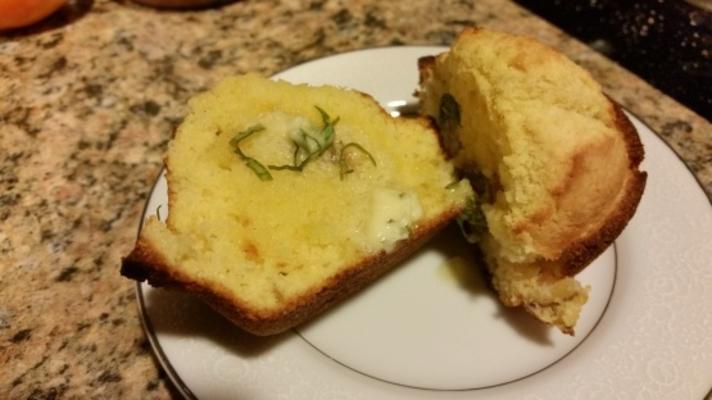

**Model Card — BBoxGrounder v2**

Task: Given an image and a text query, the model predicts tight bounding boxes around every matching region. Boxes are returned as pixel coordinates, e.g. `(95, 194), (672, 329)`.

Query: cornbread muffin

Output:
(419, 28), (646, 334)
(122, 74), (472, 335)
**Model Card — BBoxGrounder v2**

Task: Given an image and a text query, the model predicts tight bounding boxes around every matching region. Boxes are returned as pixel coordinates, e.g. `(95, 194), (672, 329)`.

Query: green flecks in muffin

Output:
(438, 93), (463, 157)
(457, 196), (488, 244)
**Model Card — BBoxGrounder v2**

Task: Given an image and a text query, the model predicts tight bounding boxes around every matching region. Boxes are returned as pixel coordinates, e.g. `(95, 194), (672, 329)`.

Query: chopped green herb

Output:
(291, 139), (300, 165)
(268, 163), (303, 171)
(229, 124), (265, 147)
(315, 106), (339, 155)
(249, 106), (376, 180)
(315, 105), (330, 125)
(465, 170), (496, 203)
(445, 180), (460, 190)
(301, 129), (322, 154)
(229, 124), (273, 181)
(269, 142), (319, 172)
(156, 204), (163, 221)
(456, 197), (488, 244)
(339, 142), (377, 179)
(244, 158), (273, 180)
(438, 93), (463, 156)
(269, 106), (340, 173)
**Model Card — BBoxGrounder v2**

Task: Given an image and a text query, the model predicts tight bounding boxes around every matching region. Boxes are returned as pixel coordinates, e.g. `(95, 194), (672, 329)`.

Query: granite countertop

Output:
(1, 0), (710, 398)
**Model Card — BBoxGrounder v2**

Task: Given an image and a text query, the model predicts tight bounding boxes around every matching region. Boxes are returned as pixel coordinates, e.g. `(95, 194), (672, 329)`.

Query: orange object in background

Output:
(0, 0), (67, 30)
(132, 0), (233, 8)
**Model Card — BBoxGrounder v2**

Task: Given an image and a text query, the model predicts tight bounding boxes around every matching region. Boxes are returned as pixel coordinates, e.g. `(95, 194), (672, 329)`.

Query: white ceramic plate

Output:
(135, 47), (712, 399)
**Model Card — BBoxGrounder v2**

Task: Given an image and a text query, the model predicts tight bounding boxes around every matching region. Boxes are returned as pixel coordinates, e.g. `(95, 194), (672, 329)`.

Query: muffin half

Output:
(418, 28), (646, 334)
(122, 74), (472, 335)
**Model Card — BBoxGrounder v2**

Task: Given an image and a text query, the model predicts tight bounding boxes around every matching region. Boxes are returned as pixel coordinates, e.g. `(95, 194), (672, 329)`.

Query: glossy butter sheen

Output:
(368, 188), (423, 252)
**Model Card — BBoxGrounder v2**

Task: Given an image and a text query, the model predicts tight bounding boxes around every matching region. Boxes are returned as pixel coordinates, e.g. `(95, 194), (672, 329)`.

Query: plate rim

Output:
(129, 46), (712, 399)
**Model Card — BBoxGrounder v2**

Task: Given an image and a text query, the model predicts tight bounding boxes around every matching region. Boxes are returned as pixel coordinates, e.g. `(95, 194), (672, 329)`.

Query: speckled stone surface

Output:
(0, 0), (710, 398)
